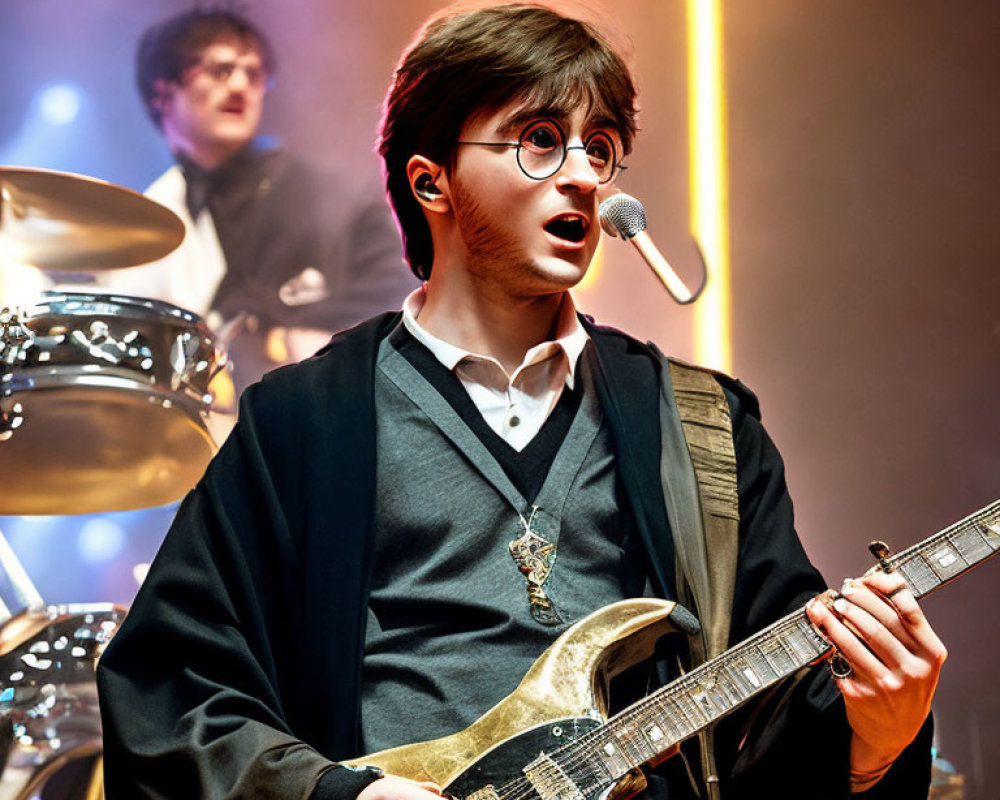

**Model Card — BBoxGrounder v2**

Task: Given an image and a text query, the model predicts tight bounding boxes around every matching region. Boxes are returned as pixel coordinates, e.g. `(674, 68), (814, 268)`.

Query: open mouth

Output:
(220, 98), (246, 115)
(543, 214), (589, 244)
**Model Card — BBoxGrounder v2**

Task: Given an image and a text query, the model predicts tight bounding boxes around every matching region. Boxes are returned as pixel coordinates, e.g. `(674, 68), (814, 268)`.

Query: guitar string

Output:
(886, 511), (1000, 603)
(487, 611), (830, 800)
(466, 504), (1000, 800)
(892, 506), (999, 584)
(462, 642), (781, 800)
(490, 614), (828, 800)
(493, 651), (778, 800)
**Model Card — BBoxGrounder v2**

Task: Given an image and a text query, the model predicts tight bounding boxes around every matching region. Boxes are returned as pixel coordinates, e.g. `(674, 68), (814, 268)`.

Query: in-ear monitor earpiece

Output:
(415, 173), (439, 201)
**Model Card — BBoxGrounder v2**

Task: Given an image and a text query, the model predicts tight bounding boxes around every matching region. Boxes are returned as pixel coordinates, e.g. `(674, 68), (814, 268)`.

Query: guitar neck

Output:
(889, 500), (1000, 599)
(545, 498), (1000, 787)
(564, 607), (830, 784)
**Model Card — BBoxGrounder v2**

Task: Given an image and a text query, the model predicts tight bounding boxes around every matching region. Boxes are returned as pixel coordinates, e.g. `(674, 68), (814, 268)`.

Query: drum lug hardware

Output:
(88, 320), (110, 344)
(0, 400), (25, 440)
(1, 308), (30, 353)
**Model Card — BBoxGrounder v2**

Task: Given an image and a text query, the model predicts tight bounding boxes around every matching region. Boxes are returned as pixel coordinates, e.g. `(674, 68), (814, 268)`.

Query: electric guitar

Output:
(347, 499), (1000, 800)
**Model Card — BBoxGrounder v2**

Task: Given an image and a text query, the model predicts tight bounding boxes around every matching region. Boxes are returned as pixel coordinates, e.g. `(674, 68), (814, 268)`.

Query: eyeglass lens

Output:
(517, 119), (617, 183)
(200, 60), (267, 87)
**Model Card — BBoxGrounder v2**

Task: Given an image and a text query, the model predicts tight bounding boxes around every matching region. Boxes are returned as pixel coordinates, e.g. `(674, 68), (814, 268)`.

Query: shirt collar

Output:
(401, 286), (589, 387)
(175, 139), (269, 218)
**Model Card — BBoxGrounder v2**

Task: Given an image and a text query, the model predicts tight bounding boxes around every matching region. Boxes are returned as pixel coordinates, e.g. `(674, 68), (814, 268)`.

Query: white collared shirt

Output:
(97, 165), (227, 320)
(402, 287), (589, 452)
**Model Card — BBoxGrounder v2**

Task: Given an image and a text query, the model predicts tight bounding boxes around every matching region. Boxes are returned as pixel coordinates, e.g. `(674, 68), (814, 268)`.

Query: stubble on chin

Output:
(450, 176), (532, 278)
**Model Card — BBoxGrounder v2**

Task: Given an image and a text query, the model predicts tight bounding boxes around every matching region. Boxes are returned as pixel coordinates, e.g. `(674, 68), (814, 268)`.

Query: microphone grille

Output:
(599, 193), (647, 239)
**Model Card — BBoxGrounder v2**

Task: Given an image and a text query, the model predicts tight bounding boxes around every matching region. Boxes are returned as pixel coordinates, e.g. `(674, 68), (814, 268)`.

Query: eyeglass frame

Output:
(186, 57), (272, 90)
(454, 118), (627, 184)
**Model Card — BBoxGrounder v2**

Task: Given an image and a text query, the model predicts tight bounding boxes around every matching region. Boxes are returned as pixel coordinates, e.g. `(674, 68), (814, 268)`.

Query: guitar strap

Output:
(651, 345), (739, 800)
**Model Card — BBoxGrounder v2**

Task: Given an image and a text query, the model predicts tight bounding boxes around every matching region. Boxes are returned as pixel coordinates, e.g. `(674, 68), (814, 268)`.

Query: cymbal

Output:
(0, 167), (184, 271)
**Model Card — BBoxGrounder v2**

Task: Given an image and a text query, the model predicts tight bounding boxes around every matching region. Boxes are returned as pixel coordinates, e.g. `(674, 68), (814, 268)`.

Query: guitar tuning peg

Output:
(867, 540), (894, 574)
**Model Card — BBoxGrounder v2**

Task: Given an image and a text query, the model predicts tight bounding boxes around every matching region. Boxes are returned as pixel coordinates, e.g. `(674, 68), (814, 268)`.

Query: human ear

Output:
(406, 155), (450, 212)
(150, 78), (175, 114)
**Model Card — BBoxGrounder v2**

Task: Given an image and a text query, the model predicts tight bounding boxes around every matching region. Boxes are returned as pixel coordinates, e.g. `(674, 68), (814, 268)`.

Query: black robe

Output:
(97, 313), (932, 799)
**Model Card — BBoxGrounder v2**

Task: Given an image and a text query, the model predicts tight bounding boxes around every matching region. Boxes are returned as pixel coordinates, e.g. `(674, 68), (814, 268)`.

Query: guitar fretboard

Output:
(542, 498), (1000, 794)
(889, 502), (1000, 599)
(553, 608), (829, 790)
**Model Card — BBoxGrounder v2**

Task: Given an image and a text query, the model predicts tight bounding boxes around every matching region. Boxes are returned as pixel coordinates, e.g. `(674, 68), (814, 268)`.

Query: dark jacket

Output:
(97, 312), (931, 799)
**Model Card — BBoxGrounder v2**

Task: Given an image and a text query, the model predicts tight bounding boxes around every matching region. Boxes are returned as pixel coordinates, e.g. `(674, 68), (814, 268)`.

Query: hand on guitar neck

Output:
(806, 569), (947, 793)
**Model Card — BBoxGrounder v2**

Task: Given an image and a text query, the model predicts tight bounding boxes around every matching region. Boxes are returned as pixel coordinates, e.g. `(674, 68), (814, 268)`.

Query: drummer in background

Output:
(100, 8), (417, 404)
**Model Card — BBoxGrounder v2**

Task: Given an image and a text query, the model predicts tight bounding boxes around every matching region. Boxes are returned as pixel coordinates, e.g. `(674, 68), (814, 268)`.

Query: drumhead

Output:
(0, 384), (216, 515)
(1, 292), (223, 515)
(33, 291), (208, 328)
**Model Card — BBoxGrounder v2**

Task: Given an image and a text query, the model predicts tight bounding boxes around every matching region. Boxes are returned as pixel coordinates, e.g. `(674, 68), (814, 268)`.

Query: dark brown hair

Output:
(379, 3), (638, 279)
(136, 7), (274, 128)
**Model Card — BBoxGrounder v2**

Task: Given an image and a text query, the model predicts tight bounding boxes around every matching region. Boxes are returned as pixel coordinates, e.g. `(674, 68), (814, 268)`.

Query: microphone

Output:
(598, 193), (705, 305)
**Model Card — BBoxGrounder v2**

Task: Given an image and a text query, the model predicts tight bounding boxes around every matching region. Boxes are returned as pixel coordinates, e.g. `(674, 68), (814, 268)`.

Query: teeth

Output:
(549, 214), (587, 230)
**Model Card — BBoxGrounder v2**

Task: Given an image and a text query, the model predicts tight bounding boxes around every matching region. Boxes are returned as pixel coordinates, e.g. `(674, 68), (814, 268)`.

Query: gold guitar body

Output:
(347, 598), (689, 795)
(343, 500), (1000, 799)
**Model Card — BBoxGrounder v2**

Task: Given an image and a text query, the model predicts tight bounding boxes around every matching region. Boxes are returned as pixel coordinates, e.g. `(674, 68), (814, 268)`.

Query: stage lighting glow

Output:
(38, 84), (82, 126)
(77, 517), (125, 564)
(687, 0), (732, 372)
(133, 562), (151, 586)
(576, 235), (604, 291)
(15, 515), (55, 524)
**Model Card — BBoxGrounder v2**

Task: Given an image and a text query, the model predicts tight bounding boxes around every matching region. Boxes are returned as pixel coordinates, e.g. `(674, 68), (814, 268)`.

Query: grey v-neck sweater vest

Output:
(360, 337), (644, 753)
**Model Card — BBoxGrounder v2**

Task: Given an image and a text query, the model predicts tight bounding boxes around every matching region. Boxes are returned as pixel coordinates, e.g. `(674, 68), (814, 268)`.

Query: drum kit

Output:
(0, 166), (227, 798)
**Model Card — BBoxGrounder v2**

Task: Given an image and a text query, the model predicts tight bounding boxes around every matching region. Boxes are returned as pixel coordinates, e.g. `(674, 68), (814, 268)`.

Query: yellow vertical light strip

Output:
(687, 0), (732, 372)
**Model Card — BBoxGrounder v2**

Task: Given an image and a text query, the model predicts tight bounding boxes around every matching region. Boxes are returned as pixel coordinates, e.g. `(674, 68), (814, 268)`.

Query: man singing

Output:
(98, 5), (944, 799)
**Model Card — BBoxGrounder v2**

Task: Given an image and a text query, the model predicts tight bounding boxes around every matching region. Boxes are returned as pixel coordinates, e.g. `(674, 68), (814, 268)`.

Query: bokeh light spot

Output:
(77, 517), (125, 564)
(38, 84), (82, 126)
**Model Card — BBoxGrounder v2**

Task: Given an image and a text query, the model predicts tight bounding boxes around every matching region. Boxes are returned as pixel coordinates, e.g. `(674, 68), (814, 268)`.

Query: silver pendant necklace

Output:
(508, 506), (562, 626)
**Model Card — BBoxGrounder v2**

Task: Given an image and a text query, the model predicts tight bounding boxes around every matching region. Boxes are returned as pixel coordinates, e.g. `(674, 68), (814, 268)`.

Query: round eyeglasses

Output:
(456, 118), (626, 184)
(191, 59), (269, 89)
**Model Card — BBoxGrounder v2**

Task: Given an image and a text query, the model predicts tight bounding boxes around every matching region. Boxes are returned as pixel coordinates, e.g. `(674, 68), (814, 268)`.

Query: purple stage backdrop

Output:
(1, 2), (998, 797)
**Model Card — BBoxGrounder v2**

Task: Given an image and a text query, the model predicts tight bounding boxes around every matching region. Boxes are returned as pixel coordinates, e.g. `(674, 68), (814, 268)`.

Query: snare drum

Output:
(0, 603), (125, 800)
(0, 292), (225, 515)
